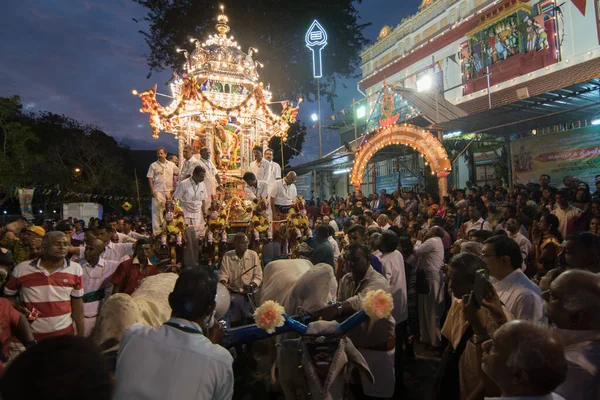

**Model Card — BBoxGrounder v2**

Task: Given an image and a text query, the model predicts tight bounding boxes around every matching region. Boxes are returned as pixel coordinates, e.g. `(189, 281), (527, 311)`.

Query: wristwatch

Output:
(334, 302), (343, 316)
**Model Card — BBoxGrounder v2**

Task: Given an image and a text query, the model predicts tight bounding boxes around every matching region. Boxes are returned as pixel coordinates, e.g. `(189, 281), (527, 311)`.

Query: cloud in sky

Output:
(0, 0), (420, 160)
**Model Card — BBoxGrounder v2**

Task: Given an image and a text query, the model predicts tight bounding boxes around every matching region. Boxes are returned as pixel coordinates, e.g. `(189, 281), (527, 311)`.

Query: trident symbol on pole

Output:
(305, 20), (327, 78)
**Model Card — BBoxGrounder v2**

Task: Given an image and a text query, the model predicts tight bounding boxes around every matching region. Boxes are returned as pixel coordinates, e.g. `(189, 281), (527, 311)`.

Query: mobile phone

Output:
(27, 307), (40, 321)
(473, 269), (489, 308)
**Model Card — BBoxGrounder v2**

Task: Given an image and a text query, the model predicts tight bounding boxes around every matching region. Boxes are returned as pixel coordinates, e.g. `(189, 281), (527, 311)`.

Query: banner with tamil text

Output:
(376, 173), (399, 193)
(510, 127), (600, 188)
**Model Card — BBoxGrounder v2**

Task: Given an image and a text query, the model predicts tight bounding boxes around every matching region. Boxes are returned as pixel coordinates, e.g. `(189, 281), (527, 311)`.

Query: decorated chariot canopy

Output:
(133, 5), (301, 175)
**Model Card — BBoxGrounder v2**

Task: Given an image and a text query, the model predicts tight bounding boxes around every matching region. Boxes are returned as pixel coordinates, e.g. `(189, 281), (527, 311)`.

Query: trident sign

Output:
(305, 20), (327, 78)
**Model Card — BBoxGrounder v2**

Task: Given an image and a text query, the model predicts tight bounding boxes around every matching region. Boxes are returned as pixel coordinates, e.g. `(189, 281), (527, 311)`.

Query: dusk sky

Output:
(0, 0), (421, 164)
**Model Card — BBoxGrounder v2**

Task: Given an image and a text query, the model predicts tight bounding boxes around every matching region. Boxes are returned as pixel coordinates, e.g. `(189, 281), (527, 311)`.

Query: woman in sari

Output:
(533, 214), (562, 281)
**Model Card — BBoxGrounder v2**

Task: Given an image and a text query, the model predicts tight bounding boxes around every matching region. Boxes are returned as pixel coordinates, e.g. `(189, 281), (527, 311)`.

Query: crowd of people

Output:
(0, 167), (597, 399)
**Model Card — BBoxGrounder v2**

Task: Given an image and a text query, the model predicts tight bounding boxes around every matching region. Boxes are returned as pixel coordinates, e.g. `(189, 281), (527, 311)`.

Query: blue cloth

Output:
(371, 255), (383, 275)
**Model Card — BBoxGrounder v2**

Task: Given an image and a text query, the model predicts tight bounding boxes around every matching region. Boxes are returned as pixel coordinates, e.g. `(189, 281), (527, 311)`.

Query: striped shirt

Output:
(81, 258), (121, 317)
(4, 258), (84, 340)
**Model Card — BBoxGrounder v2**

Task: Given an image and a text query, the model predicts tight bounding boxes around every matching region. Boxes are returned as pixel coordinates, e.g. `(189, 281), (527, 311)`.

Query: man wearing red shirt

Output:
(111, 239), (159, 295)
(4, 231), (85, 340)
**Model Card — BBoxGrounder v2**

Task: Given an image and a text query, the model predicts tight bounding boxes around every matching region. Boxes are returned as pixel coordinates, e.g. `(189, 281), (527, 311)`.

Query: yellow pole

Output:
(134, 168), (142, 217)
(280, 138), (285, 173)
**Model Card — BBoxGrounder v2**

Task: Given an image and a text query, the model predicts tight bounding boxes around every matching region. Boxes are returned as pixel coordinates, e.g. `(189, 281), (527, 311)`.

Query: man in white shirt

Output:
(194, 147), (222, 198)
(552, 189), (581, 239)
(81, 239), (120, 336)
(506, 218), (532, 271)
(482, 236), (545, 322)
(147, 147), (178, 235)
(364, 210), (379, 230)
(376, 214), (391, 230)
(122, 219), (148, 241)
(93, 223), (134, 263)
(481, 321), (567, 400)
(325, 225), (341, 263)
(114, 267), (233, 400)
(269, 171), (298, 219)
(323, 215), (339, 233)
(249, 146), (270, 182)
(461, 205), (493, 237)
(219, 233), (262, 327)
(180, 144), (200, 181)
(174, 165), (209, 238)
(264, 148), (282, 185)
(242, 172), (269, 202)
(414, 227), (445, 348)
(378, 231), (408, 390)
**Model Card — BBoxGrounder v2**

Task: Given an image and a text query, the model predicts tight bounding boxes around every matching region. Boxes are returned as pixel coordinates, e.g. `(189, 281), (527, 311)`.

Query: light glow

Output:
(417, 75), (432, 92)
(592, 119), (600, 125)
(356, 106), (366, 119)
(305, 20), (327, 78)
(333, 168), (351, 175)
(311, 113), (318, 122)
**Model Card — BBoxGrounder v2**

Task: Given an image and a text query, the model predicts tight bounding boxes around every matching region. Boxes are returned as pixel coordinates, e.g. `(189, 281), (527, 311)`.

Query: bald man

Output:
(482, 321), (567, 399)
(546, 270), (600, 400)
(377, 214), (391, 230)
(269, 171), (298, 218)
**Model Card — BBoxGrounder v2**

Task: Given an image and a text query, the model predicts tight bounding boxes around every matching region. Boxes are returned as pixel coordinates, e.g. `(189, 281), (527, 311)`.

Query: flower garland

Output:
(284, 196), (312, 256)
(161, 200), (186, 244)
(253, 289), (393, 335)
(207, 198), (228, 242)
(250, 197), (271, 241)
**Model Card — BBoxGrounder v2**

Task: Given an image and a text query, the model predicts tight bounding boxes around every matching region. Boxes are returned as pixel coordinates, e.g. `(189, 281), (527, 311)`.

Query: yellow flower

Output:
(362, 289), (394, 320)
(253, 300), (285, 334)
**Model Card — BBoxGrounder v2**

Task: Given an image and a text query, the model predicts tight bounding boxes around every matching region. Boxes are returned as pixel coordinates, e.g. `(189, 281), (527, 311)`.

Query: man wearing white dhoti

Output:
(147, 147), (178, 235)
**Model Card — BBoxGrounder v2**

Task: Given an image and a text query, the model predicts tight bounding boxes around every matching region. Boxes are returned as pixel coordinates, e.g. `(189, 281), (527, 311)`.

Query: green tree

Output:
(268, 121), (307, 169)
(132, 0), (370, 108)
(0, 96), (42, 188)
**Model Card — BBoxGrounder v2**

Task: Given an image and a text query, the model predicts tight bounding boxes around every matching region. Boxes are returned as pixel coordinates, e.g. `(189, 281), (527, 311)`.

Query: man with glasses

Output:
(4, 231), (85, 339)
(481, 236), (545, 322)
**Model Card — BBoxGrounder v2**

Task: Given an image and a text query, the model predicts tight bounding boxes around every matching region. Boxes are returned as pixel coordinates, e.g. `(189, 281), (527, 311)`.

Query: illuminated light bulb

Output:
(132, 89), (138, 95)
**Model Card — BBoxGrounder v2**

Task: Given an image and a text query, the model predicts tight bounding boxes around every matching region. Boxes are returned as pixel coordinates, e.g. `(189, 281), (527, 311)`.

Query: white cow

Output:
(260, 260), (372, 400)
(92, 273), (179, 351)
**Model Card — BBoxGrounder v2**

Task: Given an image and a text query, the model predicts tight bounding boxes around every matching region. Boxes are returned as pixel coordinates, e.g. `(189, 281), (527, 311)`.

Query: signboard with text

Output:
(376, 173), (399, 193)
(295, 173), (313, 200)
(510, 127), (600, 188)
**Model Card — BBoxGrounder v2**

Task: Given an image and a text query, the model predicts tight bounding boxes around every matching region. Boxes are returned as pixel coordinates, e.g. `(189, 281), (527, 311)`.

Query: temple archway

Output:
(351, 123), (451, 196)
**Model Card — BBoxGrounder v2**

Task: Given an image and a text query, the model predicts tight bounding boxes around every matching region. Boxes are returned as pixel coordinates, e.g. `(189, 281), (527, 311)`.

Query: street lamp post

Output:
(306, 20), (327, 159)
